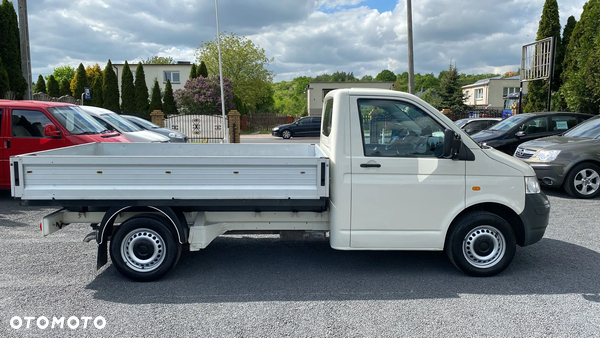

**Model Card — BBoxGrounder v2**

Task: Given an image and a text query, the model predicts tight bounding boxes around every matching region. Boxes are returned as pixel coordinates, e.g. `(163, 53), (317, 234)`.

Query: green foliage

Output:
(59, 78), (71, 97)
(73, 63), (89, 104)
(47, 75), (59, 97)
(0, 0), (27, 97)
(272, 76), (312, 116)
(360, 75), (373, 82)
(142, 56), (175, 64)
(189, 64), (197, 79)
(149, 78), (163, 112)
(162, 79), (177, 115)
(0, 59), (9, 98)
(197, 32), (273, 109)
(562, 0), (600, 115)
(233, 95), (248, 115)
(34, 75), (47, 94)
(120, 61), (135, 113)
(330, 71), (357, 82)
(46, 66), (75, 84)
(437, 63), (466, 111)
(524, 0), (562, 113)
(102, 60), (120, 112)
(174, 75), (235, 114)
(556, 16), (578, 110)
(198, 61), (208, 77)
(374, 70), (396, 82)
(134, 63), (149, 116)
(91, 73), (103, 108)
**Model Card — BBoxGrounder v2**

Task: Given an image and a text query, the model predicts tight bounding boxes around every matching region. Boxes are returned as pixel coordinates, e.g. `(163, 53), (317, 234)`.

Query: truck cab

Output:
(0, 100), (131, 189)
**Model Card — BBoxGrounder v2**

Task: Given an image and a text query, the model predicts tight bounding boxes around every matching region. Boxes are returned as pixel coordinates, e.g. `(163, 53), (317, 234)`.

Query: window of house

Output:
(475, 89), (483, 100)
(464, 90), (470, 99)
(164, 71), (180, 84)
(503, 87), (519, 96)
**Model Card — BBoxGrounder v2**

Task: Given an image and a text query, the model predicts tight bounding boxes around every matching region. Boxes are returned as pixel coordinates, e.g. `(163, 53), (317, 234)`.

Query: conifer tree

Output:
(0, 0), (27, 97)
(163, 79), (177, 114)
(524, 0), (561, 113)
(92, 75), (104, 107)
(189, 64), (197, 79)
(0, 59), (9, 99)
(437, 63), (465, 111)
(134, 63), (149, 116)
(198, 61), (208, 77)
(59, 78), (71, 97)
(34, 75), (47, 93)
(72, 63), (89, 104)
(149, 78), (163, 112)
(47, 75), (59, 97)
(102, 60), (119, 111)
(120, 61), (135, 113)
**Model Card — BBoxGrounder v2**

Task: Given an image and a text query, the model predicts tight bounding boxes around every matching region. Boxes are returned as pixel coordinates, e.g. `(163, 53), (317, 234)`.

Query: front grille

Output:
(514, 147), (536, 159)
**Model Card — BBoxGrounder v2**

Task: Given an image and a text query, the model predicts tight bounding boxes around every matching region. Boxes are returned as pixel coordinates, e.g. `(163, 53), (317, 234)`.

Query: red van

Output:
(0, 100), (132, 189)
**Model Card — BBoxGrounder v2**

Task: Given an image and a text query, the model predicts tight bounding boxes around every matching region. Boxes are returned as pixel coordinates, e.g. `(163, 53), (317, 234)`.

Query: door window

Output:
(551, 115), (578, 131)
(358, 99), (445, 157)
(464, 120), (488, 134)
(519, 116), (548, 135)
(11, 110), (55, 138)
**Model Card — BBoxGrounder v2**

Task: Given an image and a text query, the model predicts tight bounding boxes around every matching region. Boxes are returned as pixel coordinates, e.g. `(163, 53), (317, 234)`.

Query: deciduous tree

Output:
(374, 70), (396, 82)
(47, 66), (75, 84)
(174, 75), (234, 114)
(142, 56), (175, 64)
(197, 33), (273, 109)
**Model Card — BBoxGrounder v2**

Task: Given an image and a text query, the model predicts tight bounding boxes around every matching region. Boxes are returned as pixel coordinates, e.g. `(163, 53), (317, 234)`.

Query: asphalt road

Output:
(1, 188), (600, 337)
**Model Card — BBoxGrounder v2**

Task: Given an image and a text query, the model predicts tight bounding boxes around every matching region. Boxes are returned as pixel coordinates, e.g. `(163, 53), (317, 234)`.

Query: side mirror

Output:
(442, 129), (462, 159)
(515, 131), (526, 138)
(44, 124), (61, 138)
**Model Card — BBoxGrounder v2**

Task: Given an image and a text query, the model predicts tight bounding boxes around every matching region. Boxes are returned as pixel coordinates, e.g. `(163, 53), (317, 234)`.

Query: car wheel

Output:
(445, 211), (516, 277)
(109, 214), (181, 282)
(564, 162), (600, 199)
(282, 130), (292, 139)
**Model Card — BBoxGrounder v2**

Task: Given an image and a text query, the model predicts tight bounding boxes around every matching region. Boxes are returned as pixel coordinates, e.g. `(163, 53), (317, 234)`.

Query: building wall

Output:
(112, 63), (193, 102)
(462, 78), (526, 109)
(307, 82), (394, 116)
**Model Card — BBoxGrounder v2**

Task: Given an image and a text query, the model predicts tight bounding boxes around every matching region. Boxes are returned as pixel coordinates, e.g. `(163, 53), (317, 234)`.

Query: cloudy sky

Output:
(16, 0), (588, 82)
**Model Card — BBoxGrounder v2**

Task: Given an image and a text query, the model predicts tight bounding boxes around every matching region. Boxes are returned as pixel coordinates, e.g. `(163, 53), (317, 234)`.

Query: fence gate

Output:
(164, 114), (227, 143)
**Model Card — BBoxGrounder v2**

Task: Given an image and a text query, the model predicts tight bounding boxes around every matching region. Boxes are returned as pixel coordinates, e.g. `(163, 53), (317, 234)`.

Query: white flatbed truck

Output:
(10, 89), (550, 281)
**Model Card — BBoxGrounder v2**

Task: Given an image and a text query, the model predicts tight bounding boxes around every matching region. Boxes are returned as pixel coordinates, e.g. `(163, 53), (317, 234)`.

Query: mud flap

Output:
(97, 241), (108, 270)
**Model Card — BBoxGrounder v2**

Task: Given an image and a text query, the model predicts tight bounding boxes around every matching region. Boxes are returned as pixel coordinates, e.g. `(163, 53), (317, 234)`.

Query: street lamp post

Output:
(215, 0), (227, 143)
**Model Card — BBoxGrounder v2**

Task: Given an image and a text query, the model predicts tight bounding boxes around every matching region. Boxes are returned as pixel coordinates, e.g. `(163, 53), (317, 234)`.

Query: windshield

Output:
(101, 113), (143, 132)
(563, 117), (600, 139)
(127, 116), (159, 129)
(47, 106), (108, 135)
(503, 98), (519, 110)
(488, 114), (530, 132)
(455, 119), (468, 127)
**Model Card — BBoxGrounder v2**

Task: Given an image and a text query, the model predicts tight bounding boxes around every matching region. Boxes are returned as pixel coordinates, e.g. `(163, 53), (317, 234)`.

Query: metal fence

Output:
(164, 114), (226, 143)
(445, 108), (505, 121)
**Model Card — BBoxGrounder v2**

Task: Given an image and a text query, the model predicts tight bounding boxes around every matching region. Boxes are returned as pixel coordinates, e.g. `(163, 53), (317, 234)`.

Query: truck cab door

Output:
(0, 108), (6, 188)
(6, 109), (67, 168)
(349, 96), (466, 249)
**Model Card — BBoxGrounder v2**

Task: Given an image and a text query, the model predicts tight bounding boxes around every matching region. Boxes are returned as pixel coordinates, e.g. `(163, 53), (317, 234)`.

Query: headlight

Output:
(272, 127), (279, 131)
(525, 176), (541, 194)
(169, 132), (184, 139)
(535, 150), (561, 162)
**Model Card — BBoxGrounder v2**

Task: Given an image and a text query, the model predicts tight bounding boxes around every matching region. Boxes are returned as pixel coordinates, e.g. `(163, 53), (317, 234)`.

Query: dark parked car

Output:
(454, 117), (502, 135)
(514, 116), (600, 199)
(471, 112), (592, 154)
(271, 116), (321, 139)
(122, 115), (188, 143)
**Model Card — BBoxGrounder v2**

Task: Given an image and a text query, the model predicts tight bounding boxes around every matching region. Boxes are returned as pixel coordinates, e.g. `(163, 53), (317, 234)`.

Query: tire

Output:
(563, 162), (600, 199)
(109, 214), (182, 282)
(445, 211), (516, 277)
(282, 129), (292, 139)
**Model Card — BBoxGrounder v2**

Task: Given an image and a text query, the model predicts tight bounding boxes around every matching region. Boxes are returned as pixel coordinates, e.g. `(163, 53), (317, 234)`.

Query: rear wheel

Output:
(445, 211), (516, 277)
(110, 214), (181, 282)
(564, 163), (600, 199)
(282, 129), (292, 139)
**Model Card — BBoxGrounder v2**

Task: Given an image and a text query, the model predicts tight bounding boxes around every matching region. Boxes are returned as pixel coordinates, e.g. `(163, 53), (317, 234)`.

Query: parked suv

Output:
(471, 112), (592, 154)
(272, 116), (322, 139)
(0, 100), (131, 189)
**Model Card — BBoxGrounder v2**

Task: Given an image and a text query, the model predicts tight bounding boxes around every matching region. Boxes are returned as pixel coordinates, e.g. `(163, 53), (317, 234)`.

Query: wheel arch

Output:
(445, 202), (525, 247)
(97, 206), (187, 245)
(562, 159), (600, 187)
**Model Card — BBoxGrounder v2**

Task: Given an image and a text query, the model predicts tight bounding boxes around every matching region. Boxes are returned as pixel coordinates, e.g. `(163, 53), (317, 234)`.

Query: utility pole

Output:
(18, 0), (32, 99)
(406, 0), (415, 94)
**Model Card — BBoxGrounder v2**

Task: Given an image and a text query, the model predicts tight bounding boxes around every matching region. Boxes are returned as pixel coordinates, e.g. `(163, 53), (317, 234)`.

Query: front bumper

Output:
(271, 130), (282, 137)
(526, 162), (568, 187)
(518, 192), (550, 246)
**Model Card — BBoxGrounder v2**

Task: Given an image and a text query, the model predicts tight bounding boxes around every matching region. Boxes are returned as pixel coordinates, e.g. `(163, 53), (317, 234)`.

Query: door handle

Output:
(360, 163), (381, 168)
(6, 139), (10, 148)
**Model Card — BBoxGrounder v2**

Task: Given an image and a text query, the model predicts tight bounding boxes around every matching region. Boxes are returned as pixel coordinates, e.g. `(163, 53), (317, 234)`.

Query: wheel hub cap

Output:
(575, 169), (599, 195)
(462, 226), (506, 268)
(121, 228), (166, 272)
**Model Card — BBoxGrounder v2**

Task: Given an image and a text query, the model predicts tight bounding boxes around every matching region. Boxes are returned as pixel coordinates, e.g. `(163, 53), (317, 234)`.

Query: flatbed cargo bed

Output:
(11, 143), (329, 212)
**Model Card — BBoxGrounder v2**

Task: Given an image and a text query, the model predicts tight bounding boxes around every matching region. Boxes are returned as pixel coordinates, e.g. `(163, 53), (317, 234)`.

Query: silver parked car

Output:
(454, 117), (501, 135)
(514, 116), (600, 199)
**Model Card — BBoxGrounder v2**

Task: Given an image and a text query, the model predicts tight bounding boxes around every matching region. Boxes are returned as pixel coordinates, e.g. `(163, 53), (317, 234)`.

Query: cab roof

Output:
(0, 100), (75, 108)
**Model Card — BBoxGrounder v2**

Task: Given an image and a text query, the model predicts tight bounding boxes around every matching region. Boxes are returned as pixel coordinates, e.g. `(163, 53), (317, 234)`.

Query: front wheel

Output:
(564, 163), (600, 199)
(281, 129), (292, 139)
(110, 214), (181, 282)
(445, 211), (516, 277)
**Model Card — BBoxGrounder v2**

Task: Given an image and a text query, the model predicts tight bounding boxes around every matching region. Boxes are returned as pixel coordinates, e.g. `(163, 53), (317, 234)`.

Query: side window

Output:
(358, 99), (446, 157)
(519, 116), (548, 135)
(551, 115), (578, 131)
(464, 121), (486, 134)
(322, 99), (333, 137)
(297, 118), (309, 125)
(11, 109), (55, 138)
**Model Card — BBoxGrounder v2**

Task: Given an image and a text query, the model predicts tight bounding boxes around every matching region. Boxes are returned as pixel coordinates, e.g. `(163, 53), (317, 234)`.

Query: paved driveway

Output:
(1, 189), (599, 336)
